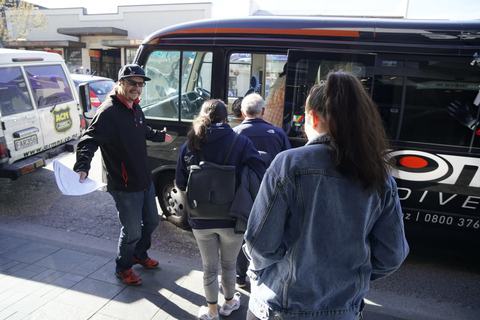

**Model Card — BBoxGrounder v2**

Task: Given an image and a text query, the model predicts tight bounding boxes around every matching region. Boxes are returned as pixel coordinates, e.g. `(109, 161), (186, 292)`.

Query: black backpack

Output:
(186, 134), (239, 220)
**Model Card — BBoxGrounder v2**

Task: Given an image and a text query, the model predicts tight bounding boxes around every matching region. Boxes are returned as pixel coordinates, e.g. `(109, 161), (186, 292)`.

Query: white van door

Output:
(0, 66), (44, 163)
(23, 64), (81, 154)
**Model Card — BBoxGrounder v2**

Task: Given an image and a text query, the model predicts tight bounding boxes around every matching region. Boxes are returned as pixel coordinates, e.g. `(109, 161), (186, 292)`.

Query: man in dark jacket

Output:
(74, 64), (172, 286)
(233, 92), (291, 287)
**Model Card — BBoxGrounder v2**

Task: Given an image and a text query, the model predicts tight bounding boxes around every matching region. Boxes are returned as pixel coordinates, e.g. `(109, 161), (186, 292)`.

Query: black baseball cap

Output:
(118, 64), (151, 81)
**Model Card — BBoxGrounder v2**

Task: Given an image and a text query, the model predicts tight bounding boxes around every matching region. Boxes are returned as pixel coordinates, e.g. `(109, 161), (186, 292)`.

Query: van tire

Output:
(155, 171), (189, 229)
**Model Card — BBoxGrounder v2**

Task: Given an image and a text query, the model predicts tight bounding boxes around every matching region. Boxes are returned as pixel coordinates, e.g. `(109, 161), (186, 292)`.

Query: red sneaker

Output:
(115, 269), (141, 286)
(133, 256), (159, 269)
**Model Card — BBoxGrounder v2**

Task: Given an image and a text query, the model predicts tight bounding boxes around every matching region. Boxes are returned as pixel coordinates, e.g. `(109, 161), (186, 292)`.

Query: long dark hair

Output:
(187, 99), (228, 151)
(306, 71), (391, 193)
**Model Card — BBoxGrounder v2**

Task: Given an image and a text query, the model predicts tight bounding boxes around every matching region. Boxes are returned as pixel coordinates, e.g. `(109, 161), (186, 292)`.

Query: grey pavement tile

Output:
(0, 235), (29, 255)
(7, 294), (49, 314)
(0, 256), (14, 266)
(70, 255), (111, 277)
(1, 242), (59, 264)
(1, 274), (28, 291)
(0, 260), (21, 272)
(36, 270), (65, 284)
(34, 248), (96, 274)
(133, 267), (180, 297)
(0, 308), (17, 319)
(9, 265), (41, 279)
(23, 300), (95, 320)
(54, 277), (124, 311)
(37, 285), (68, 300)
(13, 278), (48, 294)
(97, 287), (166, 320)
(89, 260), (124, 286)
(49, 272), (85, 288)
(30, 268), (58, 282)
(1, 310), (28, 320)
(3, 261), (29, 274)
(151, 297), (197, 320)
(0, 290), (28, 309)
(89, 313), (119, 320)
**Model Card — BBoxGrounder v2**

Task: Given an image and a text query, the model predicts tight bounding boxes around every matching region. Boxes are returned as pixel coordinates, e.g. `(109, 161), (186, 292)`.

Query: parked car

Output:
(70, 74), (115, 121)
(0, 49), (83, 180)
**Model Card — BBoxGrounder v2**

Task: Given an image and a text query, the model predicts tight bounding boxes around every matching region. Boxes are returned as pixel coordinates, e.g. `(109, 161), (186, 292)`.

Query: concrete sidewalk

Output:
(0, 219), (419, 320)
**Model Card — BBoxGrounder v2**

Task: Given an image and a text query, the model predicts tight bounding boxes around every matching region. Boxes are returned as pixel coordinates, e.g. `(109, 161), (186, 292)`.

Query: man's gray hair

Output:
(241, 93), (265, 117)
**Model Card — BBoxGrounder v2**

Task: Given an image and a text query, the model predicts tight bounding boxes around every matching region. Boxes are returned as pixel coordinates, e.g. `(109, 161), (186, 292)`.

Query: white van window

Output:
(25, 65), (74, 108)
(0, 67), (34, 116)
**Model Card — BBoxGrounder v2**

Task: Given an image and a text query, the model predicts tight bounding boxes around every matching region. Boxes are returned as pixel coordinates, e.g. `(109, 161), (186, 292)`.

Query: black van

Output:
(111, 16), (480, 231)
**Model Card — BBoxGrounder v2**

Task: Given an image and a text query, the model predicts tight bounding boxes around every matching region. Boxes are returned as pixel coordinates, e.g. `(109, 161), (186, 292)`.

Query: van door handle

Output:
(25, 114), (36, 119)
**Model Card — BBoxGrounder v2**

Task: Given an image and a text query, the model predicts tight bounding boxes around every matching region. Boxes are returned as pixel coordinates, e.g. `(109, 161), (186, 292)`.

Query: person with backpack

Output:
(175, 99), (266, 320)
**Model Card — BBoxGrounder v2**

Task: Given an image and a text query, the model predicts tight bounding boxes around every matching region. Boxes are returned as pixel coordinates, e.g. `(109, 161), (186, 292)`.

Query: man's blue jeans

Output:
(109, 182), (159, 273)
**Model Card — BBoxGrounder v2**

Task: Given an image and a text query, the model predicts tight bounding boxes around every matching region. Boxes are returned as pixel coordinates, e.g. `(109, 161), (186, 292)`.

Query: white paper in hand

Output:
(53, 160), (106, 196)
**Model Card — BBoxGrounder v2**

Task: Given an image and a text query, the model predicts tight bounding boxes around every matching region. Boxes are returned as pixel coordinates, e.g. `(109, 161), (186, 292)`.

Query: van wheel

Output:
(155, 172), (189, 229)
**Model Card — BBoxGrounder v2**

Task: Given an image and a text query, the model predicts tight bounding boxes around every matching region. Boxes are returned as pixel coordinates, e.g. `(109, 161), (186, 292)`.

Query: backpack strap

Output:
(223, 134), (239, 165)
(197, 133), (238, 164)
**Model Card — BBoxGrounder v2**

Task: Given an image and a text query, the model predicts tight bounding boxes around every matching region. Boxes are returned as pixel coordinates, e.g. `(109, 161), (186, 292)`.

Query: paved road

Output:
(1, 152), (479, 319)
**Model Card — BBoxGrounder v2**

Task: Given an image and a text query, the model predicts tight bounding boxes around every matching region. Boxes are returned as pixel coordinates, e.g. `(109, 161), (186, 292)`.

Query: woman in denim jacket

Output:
(244, 71), (409, 320)
(176, 99), (266, 320)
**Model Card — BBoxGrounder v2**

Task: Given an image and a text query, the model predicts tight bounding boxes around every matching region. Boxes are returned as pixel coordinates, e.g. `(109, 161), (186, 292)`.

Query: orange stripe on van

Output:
(162, 27), (359, 38)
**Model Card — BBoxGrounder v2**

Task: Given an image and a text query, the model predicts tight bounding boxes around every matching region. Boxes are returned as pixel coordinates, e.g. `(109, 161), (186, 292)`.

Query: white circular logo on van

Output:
(389, 150), (450, 182)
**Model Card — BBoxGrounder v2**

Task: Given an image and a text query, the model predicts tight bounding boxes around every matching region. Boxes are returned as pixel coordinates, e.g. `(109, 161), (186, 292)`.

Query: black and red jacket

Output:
(74, 94), (166, 192)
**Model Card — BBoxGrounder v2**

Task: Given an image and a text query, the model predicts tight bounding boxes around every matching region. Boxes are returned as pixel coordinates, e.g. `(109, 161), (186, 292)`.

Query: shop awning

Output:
(4, 40), (86, 48)
(57, 27), (128, 37)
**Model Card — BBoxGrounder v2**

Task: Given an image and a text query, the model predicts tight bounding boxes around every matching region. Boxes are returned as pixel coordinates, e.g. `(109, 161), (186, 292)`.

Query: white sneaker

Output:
(219, 292), (241, 316)
(197, 306), (218, 320)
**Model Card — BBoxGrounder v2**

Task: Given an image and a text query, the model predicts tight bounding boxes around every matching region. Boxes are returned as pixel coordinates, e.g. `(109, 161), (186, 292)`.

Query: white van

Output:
(0, 49), (84, 180)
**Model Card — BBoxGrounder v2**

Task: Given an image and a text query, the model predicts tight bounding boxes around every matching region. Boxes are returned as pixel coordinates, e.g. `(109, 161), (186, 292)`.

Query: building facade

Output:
(4, 3), (212, 79)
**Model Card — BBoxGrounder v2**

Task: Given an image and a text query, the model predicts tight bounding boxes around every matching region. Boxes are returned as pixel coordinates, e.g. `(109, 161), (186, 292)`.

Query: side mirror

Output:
(79, 83), (92, 114)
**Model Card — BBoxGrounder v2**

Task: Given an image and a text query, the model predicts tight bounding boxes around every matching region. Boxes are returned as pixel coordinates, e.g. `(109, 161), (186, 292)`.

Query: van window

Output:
(228, 53), (287, 98)
(142, 51), (212, 121)
(397, 58), (480, 148)
(0, 67), (34, 116)
(285, 50), (375, 136)
(25, 65), (74, 108)
(373, 73), (404, 141)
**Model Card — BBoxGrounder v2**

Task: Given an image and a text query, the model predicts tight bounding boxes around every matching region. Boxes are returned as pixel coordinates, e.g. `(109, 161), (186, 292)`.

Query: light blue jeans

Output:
(192, 228), (244, 305)
(109, 182), (159, 273)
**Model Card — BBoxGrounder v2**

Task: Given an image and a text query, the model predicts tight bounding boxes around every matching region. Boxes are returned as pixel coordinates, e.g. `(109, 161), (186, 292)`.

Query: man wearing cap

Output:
(74, 64), (172, 286)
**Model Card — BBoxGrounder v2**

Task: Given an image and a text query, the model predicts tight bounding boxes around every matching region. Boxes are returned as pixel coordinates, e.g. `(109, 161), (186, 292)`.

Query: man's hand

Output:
(163, 127), (173, 142)
(78, 171), (88, 183)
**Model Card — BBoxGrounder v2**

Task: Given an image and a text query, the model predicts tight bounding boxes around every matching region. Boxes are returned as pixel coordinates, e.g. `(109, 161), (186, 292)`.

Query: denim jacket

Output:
(244, 133), (409, 320)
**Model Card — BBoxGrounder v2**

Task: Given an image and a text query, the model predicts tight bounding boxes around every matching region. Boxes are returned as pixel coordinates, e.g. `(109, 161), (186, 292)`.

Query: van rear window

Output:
(0, 67), (34, 116)
(25, 65), (74, 108)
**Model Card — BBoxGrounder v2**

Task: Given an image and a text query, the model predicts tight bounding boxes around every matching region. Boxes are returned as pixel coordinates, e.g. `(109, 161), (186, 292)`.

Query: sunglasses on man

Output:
(124, 79), (146, 87)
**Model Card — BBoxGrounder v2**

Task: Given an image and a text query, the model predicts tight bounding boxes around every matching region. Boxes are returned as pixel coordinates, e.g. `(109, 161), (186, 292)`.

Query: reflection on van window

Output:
(400, 78), (479, 147)
(0, 67), (34, 116)
(373, 75), (404, 140)
(227, 53), (288, 98)
(25, 65), (74, 108)
(397, 58), (480, 148)
(142, 51), (212, 121)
